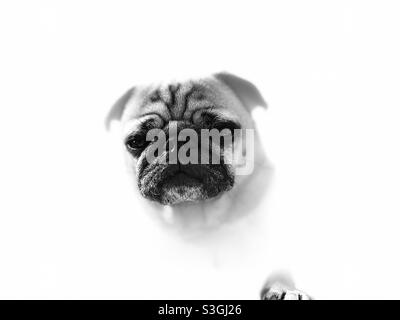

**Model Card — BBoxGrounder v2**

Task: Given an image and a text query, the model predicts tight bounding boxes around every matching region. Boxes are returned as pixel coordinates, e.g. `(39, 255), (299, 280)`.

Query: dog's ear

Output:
(105, 87), (135, 130)
(214, 72), (267, 112)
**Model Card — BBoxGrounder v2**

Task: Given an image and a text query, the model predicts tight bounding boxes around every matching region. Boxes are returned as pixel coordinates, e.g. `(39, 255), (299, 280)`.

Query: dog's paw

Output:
(261, 285), (312, 300)
(260, 275), (312, 300)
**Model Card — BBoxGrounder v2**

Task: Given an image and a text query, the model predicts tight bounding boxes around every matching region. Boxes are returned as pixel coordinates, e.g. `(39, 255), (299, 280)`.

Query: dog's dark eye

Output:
(126, 136), (145, 148)
(213, 119), (241, 133)
(125, 134), (147, 156)
(202, 113), (241, 134)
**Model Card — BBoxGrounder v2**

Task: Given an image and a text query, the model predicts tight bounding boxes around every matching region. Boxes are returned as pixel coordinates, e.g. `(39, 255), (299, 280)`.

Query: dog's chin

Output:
(160, 173), (206, 205)
(138, 163), (234, 206)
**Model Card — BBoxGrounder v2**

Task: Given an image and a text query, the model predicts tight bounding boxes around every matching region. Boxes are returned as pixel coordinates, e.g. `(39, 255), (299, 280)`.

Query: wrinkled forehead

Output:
(121, 77), (246, 126)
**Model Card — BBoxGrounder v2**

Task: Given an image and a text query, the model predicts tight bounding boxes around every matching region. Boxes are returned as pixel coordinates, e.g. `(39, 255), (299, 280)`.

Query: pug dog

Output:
(105, 71), (312, 300)
(105, 72), (273, 228)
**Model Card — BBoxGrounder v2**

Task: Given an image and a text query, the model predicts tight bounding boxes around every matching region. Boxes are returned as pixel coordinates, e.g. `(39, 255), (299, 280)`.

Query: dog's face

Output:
(106, 72), (266, 206)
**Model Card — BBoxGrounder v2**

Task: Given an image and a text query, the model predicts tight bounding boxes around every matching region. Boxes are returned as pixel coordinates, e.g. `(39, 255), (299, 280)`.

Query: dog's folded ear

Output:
(105, 87), (135, 130)
(214, 72), (267, 113)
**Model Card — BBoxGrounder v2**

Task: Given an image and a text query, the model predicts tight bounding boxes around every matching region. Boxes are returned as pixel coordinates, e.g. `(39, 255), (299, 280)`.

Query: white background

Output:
(1, 0), (400, 299)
